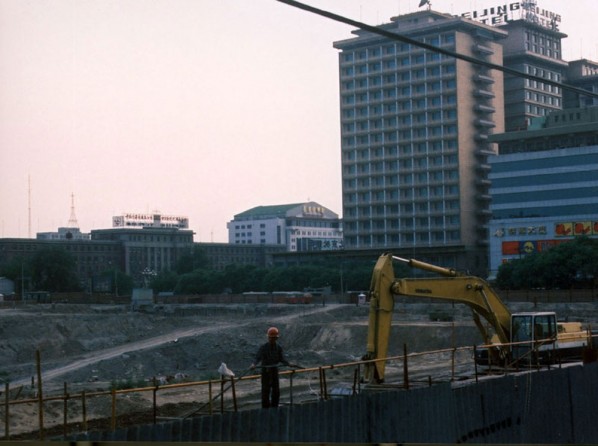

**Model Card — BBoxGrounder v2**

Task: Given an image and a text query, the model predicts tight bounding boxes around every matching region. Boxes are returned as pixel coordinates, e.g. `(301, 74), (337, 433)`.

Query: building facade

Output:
(564, 59), (598, 109)
(227, 202), (343, 252)
(0, 237), (121, 291)
(487, 109), (598, 278)
(0, 234), (288, 294)
(497, 9), (568, 131)
(333, 9), (506, 274)
(199, 243), (286, 271)
(36, 227), (90, 241)
(91, 227), (195, 283)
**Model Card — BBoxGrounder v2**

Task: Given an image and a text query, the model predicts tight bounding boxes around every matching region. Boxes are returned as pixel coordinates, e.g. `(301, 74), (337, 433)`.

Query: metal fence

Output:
(4, 333), (596, 442)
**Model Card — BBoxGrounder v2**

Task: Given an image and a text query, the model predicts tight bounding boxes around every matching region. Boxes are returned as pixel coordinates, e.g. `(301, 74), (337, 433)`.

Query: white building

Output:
(227, 202), (343, 252)
(37, 227), (90, 240)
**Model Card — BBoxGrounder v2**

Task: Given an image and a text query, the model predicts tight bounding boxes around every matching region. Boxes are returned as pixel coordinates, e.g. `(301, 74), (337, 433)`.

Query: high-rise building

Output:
(497, 1), (568, 131)
(564, 59), (598, 109)
(333, 10), (506, 274)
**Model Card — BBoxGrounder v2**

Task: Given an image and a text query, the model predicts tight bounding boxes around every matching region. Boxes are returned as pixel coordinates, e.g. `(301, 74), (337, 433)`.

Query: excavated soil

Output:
(1, 299), (597, 440)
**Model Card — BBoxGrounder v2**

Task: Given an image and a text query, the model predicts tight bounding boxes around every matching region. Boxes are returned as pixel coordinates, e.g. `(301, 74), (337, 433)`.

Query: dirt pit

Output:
(1, 299), (596, 440)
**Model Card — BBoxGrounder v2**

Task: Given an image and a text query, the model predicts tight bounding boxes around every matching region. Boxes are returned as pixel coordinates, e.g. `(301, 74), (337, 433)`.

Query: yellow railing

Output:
(2, 336), (596, 441)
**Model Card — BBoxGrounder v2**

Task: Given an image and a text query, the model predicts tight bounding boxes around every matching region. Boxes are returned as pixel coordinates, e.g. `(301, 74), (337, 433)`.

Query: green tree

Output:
(174, 269), (225, 294)
(30, 247), (80, 292)
(175, 246), (209, 274)
(116, 272), (134, 296)
(150, 271), (179, 293)
(220, 264), (268, 293)
(496, 237), (598, 289)
(0, 256), (31, 295)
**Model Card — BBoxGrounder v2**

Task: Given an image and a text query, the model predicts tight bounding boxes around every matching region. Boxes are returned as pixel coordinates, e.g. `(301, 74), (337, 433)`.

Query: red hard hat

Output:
(267, 327), (279, 338)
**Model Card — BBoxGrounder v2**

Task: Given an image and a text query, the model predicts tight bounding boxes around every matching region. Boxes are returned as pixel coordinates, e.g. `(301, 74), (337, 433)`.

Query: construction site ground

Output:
(1, 298), (597, 440)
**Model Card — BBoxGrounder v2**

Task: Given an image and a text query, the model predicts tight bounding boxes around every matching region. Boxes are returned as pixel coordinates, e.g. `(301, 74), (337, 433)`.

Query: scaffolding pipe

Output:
(403, 344), (409, 390)
(36, 350), (44, 441)
(230, 376), (238, 412)
(62, 382), (68, 440)
(111, 388), (116, 431)
(152, 377), (158, 424)
(4, 382), (9, 440)
(81, 391), (87, 432)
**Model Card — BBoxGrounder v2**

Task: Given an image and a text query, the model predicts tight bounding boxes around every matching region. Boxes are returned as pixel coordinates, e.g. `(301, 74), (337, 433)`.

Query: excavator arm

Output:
(364, 253), (513, 383)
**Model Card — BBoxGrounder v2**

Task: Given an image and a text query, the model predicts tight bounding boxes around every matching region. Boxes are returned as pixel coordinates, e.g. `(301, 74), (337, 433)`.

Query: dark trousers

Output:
(260, 368), (280, 408)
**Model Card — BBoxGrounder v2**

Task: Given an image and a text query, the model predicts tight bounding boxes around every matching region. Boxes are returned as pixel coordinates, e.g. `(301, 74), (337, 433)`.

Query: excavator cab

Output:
(511, 312), (557, 364)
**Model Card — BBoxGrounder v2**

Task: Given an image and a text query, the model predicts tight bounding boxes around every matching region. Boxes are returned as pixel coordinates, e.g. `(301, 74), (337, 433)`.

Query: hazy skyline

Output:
(1, 0), (597, 242)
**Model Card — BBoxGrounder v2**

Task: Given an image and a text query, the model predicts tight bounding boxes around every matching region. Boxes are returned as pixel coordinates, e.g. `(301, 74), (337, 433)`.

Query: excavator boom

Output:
(365, 253), (512, 383)
(364, 253), (593, 383)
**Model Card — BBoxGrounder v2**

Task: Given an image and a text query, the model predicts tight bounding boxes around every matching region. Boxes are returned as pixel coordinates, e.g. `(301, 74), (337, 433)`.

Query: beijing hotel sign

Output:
(459, 2), (561, 28)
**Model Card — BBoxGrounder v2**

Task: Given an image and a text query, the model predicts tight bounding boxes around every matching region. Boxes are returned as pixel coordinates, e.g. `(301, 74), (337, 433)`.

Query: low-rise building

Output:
(227, 202), (343, 252)
(91, 227), (194, 283)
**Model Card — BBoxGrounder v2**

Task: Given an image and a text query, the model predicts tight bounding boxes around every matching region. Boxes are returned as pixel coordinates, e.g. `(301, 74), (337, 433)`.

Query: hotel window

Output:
(442, 34), (455, 44)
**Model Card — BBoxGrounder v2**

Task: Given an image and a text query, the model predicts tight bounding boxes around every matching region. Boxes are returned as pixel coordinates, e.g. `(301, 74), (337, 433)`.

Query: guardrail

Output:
(4, 335), (596, 441)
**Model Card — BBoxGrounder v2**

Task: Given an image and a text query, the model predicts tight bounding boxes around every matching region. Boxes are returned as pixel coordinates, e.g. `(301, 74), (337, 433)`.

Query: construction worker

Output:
(250, 326), (291, 408)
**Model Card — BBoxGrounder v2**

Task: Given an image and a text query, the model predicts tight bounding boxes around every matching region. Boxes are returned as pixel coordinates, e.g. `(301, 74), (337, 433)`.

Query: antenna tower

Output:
(28, 175), (32, 238)
(68, 193), (79, 228)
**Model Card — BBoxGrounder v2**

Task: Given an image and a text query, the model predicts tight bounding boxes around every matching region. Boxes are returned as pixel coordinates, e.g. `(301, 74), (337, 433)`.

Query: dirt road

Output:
(9, 303), (345, 387)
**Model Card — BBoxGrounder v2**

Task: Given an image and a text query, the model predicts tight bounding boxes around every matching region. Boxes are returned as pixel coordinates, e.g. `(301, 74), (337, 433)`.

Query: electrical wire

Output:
(277, 0), (598, 100)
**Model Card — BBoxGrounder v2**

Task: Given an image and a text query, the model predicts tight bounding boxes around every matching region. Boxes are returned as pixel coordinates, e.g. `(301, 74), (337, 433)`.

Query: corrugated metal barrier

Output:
(63, 362), (598, 443)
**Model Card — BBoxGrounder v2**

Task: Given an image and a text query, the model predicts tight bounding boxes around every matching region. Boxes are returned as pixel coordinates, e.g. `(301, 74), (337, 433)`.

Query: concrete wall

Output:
(65, 362), (598, 443)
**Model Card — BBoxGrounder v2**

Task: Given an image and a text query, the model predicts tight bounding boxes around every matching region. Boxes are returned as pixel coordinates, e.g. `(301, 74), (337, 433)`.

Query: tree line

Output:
(495, 236), (598, 289)
(2, 238), (597, 294)
(151, 246), (382, 295)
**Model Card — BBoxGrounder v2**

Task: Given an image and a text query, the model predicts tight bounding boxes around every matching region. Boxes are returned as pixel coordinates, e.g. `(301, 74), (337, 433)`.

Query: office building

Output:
(0, 237), (120, 291)
(333, 9), (506, 274)
(487, 107), (598, 277)
(564, 59), (598, 109)
(228, 202), (343, 252)
(497, 1), (568, 131)
(199, 243), (286, 271)
(91, 227), (194, 283)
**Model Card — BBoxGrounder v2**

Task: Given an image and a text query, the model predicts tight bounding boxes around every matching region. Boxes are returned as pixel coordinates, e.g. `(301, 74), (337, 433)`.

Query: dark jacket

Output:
(254, 342), (289, 368)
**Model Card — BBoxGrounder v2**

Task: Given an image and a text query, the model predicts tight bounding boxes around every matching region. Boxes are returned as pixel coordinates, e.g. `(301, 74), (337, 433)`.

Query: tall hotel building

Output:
(333, 10), (506, 274)
(498, 5), (567, 131)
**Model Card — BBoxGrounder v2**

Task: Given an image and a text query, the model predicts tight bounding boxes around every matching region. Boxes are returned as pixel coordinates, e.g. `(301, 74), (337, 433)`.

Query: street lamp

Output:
(141, 267), (157, 289)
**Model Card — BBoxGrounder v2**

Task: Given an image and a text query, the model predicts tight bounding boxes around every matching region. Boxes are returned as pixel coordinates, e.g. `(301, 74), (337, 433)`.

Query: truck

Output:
(363, 253), (595, 384)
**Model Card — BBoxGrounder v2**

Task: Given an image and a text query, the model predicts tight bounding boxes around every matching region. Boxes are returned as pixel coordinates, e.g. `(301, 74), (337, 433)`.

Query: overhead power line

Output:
(277, 0), (598, 100)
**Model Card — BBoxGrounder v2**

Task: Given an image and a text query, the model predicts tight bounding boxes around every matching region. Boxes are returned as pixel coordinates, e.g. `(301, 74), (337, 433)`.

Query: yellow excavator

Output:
(363, 253), (595, 383)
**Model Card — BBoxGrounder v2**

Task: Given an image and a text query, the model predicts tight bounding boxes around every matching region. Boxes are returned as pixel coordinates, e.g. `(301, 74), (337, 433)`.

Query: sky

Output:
(1, 0), (597, 242)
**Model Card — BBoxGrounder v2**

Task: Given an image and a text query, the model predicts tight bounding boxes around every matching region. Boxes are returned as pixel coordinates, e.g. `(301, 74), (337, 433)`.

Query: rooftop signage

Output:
(113, 213), (189, 229)
(458, 1), (561, 29)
